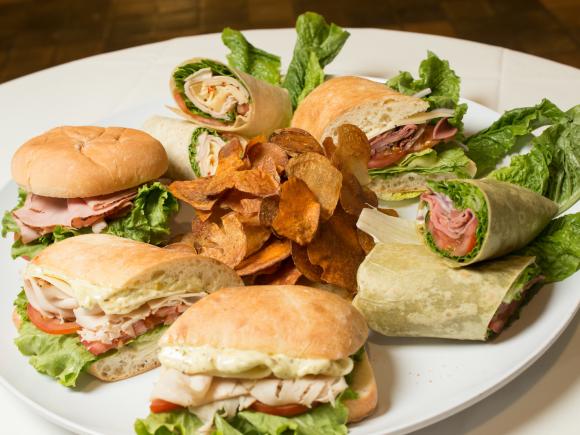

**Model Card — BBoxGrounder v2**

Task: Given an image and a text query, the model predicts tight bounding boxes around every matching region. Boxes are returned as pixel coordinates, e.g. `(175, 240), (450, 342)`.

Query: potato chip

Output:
(272, 177), (320, 245)
(340, 170), (378, 216)
(252, 154), (280, 183)
(291, 242), (322, 282)
(285, 152), (342, 220)
(255, 259), (302, 285)
(164, 242), (197, 253)
(235, 238), (291, 276)
(247, 142), (289, 174)
(259, 196), (279, 226)
(216, 137), (248, 174)
(322, 137), (336, 160)
(379, 208), (399, 217)
(335, 124), (371, 186)
(244, 225), (271, 256)
(169, 179), (221, 211)
(307, 207), (364, 292)
(234, 169), (280, 197)
(357, 229), (375, 254)
(269, 128), (324, 156)
(220, 191), (262, 216)
(195, 212), (247, 268)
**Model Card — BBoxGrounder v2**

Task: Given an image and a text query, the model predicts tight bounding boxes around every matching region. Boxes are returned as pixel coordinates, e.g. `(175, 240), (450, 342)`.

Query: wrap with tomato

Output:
(169, 58), (292, 137)
(417, 179), (558, 267)
(354, 243), (544, 340)
(134, 285), (378, 435)
(12, 234), (242, 387)
(143, 116), (247, 180)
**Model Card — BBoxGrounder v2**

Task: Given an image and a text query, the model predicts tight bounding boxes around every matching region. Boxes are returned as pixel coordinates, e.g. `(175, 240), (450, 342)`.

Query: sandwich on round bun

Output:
(12, 233), (243, 387)
(2, 126), (178, 259)
(135, 285), (377, 434)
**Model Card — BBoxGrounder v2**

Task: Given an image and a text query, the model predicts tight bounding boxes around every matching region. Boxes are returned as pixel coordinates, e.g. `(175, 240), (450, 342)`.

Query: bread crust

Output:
(345, 352), (378, 422)
(291, 76), (426, 140)
(12, 126), (168, 198)
(161, 285), (368, 361)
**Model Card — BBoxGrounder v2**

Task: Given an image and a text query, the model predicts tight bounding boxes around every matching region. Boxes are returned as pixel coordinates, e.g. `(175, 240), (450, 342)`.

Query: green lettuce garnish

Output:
(282, 12), (350, 109)
(465, 99), (565, 176)
(423, 180), (488, 262)
(297, 51), (325, 105)
(105, 182), (179, 245)
(221, 28), (281, 85)
(489, 105), (580, 214)
(189, 128), (223, 178)
(387, 51), (467, 136)
(517, 213), (580, 283)
(173, 60), (238, 122)
(10, 226), (87, 260)
(1, 187), (27, 237)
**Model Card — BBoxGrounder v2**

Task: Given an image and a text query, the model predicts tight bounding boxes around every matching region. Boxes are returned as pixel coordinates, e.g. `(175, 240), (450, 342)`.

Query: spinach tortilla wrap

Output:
(354, 243), (543, 340)
(143, 116), (246, 180)
(417, 178), (558, 267)
(169, 58), (292, 137)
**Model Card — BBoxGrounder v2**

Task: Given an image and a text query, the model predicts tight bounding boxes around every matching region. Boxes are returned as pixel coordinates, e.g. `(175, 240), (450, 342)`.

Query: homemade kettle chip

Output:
(194, 212), (247, 268)
(291, 242), (323, 282)
(235, 238), (292, 276)
(269, 127), (324, 156)
(244, 224), (272, 256)
(247, 142), (289, 174)
(255, 259), (302, 285)
(340, 170), (378, 216)
(335, 124), (372, 186)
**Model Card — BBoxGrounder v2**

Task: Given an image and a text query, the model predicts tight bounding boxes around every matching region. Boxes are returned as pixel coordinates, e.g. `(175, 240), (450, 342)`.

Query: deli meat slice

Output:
(12, 188), (138, 243)
(421, 191), (478, 257)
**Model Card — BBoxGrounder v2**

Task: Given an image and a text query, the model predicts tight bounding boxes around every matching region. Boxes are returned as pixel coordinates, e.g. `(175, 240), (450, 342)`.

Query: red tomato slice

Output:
(27, 304), (80, 335)
(173, 90), (190, 114)
(250, 401), (310, 417)
(150, 399), (184, 414)
(367, 148), (407, 169)
(428, 218), (477, 257)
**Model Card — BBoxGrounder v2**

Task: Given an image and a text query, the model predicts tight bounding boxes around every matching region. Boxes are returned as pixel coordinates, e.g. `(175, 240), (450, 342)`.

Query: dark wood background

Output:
(1, 0), (578, 83)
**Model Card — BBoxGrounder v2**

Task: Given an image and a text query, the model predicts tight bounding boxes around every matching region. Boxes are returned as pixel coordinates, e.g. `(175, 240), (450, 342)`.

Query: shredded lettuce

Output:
(222, 27), (281, 85)
(465, 99), (565, 176)
(423, 180), (488, 262)
(172, 60), (238, 122)
(517, 213), (580, 283)
(282, 12), (350, 109)
(105, 182), (179, 245)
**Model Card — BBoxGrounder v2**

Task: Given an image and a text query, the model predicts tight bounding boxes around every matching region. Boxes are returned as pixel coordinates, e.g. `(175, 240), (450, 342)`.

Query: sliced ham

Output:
(421, 191), (479, 257)
(432, 118), (458, 140)
(12, 188), (138, 243)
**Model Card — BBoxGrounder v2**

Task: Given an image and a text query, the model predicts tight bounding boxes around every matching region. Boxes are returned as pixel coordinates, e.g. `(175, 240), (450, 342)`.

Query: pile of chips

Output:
(169, 125), (396, 294)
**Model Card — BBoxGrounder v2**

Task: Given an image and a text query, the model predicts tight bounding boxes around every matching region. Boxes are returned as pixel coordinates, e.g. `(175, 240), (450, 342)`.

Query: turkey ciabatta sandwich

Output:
(135, 285), (377, 434)
(12, 233), (242, 387)
(3, 126), (177, 260)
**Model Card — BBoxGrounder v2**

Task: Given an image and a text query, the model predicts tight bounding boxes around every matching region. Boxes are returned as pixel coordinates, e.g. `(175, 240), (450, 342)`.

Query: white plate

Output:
(0, 31), (578, 435)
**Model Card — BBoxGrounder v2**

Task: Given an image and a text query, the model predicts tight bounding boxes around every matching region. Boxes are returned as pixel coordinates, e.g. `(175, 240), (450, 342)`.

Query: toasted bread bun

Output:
(291, 76), (428, 141)
(345, 352), (378, 422)
(12, 126), (168, 198)
(25, 234), (243, 315)
(161, 285), (368, 360)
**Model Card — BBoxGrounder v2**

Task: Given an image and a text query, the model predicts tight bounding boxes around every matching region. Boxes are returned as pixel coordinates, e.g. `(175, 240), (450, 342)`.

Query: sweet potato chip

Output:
(194, 212), (247, 268)
(244, 225), (271, 256)
(335, 124), (371, 186)
(357, 229), (375, 254)
(340, 170), (378, 216)
(291, 242), (322, 282)
(247, 142), (289, 174)
(285, 152), (342, 220)
(269, 128), (324, 156)
(216, 137), (248, 174)
(255, 259), (302, 285)
(169, 179), (221, 211)
(259, 196), (279, 226)
(272, 177), (320, 245)
(307, 207), (364, 292)
(235, 238), (291, 276)
(220, 191), (262, 216)
(234, 169), (280, 197)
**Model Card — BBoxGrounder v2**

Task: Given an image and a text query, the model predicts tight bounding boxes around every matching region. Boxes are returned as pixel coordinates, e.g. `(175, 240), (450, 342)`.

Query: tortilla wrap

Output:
(170, 58), (292, 137)
(354, 243), (536, 340)
(418, 178), (558, 267)
(291, 76), (428, 141)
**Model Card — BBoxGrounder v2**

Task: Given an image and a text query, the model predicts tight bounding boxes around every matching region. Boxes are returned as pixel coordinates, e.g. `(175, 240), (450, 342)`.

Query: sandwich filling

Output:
(189, 128), (239, 178)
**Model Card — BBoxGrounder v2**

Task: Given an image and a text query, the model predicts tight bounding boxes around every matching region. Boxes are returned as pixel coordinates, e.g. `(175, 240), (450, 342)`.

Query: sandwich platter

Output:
(0, 27), (579, 435)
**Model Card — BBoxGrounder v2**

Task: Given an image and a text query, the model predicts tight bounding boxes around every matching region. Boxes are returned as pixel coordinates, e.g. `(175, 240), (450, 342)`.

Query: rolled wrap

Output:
(354, 243), (536, 340)
(143, 115), (246, 180)
(170, 58), (292, 137)
(418, 179), (558, 267)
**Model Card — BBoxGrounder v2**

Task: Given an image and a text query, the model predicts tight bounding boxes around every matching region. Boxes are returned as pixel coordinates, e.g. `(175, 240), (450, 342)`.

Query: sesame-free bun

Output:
(11, 126), (168, 198)
(161, 285), (369, 361)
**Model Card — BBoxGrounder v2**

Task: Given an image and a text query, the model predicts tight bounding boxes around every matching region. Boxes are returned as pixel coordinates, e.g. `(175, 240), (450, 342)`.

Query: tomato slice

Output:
(428, 217), (478, 257)
(27, 304), (80, 335)
(367, 148), (406, 169)
(173, 90), (190, 114)
(250, 401), (311, 417)
(150, 399), (184, 414)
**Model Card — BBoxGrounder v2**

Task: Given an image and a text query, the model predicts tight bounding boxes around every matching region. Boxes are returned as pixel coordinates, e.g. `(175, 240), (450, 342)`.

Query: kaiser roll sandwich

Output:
(12, 233), (243, 387)
(135, 285), (377, 434)
(3, 126), (178, 259)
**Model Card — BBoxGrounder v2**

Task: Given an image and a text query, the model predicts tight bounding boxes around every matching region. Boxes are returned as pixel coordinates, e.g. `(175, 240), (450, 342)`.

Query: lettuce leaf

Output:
(283, 12), (350, 109)
(488, 104), (579, 213)
(1, 187), (27, 237)
(297, 51), (325, 105)
(222, 28), (281, 85)
(10, 226), (87, 260)
(135, 410), (203, 435)
(517, 213), (580, 283)
(105, 182), (179, 245)
(465, 99), (565, 176)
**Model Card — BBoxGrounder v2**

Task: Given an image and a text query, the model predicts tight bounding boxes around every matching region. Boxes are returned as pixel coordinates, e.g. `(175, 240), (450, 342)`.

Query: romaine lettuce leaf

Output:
(297, 51), (325, 105)
(517, 213), (580, 283)
(105, 182), (179, 245)
(283, 12), (350, 109)
(465, 99), (565, 176)
(135, 409), (203, 435)
(222, 28), (281, 85)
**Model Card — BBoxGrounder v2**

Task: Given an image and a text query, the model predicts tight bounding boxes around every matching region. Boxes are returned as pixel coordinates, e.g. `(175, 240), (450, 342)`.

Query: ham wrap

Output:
(170, 58), (292, 137)
(417, 179), (558, 267)
(354, 243), (543, 340)
(143, 116), (247, 180)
